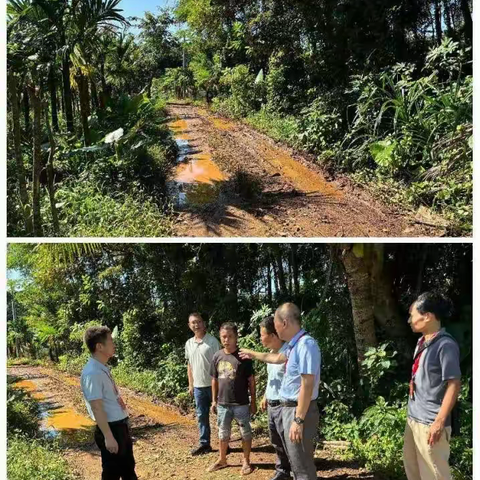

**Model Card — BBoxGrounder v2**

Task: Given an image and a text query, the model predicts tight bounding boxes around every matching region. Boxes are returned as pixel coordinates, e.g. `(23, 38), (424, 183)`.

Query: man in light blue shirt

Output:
(259, 316), (291, 480)
(81, 326), (137, 480)
(241, 303), (321, 480)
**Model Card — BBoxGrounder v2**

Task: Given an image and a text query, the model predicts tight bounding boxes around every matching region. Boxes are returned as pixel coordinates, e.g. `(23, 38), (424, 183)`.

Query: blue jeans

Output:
(194, 387), (212, 446)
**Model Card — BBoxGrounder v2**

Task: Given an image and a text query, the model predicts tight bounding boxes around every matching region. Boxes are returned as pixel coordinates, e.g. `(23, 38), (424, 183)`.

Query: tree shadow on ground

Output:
(171, 169), (344, 235)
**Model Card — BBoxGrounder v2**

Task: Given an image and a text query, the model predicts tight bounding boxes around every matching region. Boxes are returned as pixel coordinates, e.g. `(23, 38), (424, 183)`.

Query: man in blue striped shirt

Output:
(241, 303), (321, 480)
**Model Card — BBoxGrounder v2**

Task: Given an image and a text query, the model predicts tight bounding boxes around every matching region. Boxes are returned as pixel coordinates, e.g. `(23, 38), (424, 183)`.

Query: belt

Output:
(280, 399), (318, 407)
(267, 400), (281, 407)
(108, 417), (129, 426)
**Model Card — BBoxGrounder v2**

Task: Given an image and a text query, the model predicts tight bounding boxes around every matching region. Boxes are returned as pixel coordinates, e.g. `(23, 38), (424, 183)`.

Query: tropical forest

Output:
(6, 0), (473, 237)
(7, 243), (472, 479)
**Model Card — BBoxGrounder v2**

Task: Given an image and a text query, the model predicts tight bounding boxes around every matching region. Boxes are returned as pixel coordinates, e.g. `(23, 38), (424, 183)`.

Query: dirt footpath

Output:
(167, 103), (441, 238)
(8, 365), (378, 480)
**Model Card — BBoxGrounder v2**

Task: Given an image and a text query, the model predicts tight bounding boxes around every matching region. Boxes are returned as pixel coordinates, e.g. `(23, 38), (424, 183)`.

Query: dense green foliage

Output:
(7, 2), (180, 237)
(7, 378), (40, 437)
(7, 0), (472, 236)
(7, 377), (74, 480)
(7, 243), (472, 478)
(167, 0), (473, 233)
(8, 436), (74, 480)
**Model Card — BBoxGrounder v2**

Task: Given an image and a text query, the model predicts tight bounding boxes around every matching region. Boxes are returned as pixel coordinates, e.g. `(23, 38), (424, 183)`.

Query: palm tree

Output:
(69, 0), (128, 145)
(7, 72), (33, 235)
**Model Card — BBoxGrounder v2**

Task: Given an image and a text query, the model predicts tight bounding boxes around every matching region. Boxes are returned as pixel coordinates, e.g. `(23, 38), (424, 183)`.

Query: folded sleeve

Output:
(210, 355), (219, 378)
(297, 339), (321, 376)
(82, 373), (104, 401)
(439, 340), (461, 381)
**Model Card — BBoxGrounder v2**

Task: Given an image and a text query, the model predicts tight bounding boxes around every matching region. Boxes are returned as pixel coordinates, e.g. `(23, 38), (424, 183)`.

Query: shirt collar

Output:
(90, 356), (110, 372)
(193, 333), (209, 343)
(288, 329), (306, 348)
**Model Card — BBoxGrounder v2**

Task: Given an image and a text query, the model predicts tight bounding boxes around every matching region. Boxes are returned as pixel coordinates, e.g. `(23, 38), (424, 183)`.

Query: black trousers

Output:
(94, 419), (138, 480)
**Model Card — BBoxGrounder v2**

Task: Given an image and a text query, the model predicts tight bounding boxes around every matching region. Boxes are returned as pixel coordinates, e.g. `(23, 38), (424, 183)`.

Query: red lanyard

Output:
(285, 332), (307, 369)
(409, 332), (439, 399)
(104, 368), (119, 396)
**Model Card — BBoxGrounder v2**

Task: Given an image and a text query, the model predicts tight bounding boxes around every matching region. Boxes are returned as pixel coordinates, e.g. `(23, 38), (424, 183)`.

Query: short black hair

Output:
(189, 312), (204, 322)
(219, 322), (238, 336)
(414, 292), (452, 323)
(276, 303), (301, 325)
(84, 326), (111, 353)
(259, 316), (278, 336)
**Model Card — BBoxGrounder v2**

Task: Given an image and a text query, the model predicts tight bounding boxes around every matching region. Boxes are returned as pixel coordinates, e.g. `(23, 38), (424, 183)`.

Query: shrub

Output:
(294, 97), (343, 154)
(7, 379), (39, 437)
(51, 182), (174, 237)
(213, 65), (260, 118)
(7, 435), (74, 480)
(161, 67), (196, 99)
(245, 106), (298, 144)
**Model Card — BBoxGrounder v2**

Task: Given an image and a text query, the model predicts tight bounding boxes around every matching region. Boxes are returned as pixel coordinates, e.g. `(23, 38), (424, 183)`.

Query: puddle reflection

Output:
(168, 117), (226, 207)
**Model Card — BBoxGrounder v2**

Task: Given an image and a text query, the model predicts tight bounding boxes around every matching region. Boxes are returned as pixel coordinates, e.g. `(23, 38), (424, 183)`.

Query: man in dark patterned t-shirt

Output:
(207, 322), (256, 476)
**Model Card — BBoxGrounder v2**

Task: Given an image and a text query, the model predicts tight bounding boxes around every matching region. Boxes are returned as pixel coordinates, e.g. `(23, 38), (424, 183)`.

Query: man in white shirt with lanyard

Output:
(81, 326), (137, 480)
(240, 303), (321, 480)
(185, 312), (221, 455)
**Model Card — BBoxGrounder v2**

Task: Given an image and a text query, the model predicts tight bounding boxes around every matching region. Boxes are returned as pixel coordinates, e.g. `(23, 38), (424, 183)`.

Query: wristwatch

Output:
(294, 416), (305, 425)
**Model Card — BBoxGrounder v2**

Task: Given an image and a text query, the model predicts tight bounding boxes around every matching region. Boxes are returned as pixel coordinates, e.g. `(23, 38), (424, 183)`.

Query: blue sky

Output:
(117, 0), (179, 35)
(119, 0), (175, 20)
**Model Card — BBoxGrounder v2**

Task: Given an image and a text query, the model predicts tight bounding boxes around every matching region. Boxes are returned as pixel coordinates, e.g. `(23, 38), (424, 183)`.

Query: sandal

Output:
(206, 461), (228, 473)
(241, 464), (254, 476)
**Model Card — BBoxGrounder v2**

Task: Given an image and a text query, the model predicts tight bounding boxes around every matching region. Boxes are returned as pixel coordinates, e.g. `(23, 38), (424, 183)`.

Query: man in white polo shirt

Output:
(185, 312), (221, 455)
(81, 326), (137, 480)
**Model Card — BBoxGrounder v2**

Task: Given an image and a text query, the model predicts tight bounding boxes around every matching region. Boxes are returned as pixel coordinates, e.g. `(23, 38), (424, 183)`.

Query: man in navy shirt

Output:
(241, 303), (321, 480)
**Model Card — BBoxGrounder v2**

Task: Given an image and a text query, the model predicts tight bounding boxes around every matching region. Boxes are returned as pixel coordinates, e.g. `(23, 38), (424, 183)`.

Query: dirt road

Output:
(8, 365), (377, 480)
(167, 103), (441, 237)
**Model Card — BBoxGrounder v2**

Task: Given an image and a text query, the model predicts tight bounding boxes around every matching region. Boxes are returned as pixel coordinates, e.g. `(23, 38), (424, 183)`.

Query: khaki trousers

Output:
(403, 417), (452, 480)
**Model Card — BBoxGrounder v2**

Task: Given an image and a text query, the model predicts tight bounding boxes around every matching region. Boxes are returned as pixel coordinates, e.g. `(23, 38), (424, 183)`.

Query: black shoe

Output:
(191, 444), (212, 456)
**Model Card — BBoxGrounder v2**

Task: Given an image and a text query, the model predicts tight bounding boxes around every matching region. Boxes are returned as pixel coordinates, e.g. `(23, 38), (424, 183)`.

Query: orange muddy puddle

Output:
(260, 145), (341, 197)
(14, 377), (94, 443)
(14, 379), (45, 401)
(126, 397), (193, 427)
(51, 370), (192, 427)
(168, 118), (226, 206)
(209, 116), (234, 131)
(198, 109), (341, 197)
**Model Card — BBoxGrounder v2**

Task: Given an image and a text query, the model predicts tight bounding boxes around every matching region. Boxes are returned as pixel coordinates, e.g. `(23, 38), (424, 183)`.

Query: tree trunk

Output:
(291, 244), (300, 297)
(341, 245), (377, 365)
(443, 0), (454, 37)
(90, 79), (99, 111)
(288, 258), (293, 297)
(267, 262), (272, 304)
(44, 102), (60, 234)
(415, 245), (428, 297)
(319, 246), (334, 307)
(272, 245), (287, 297)
(460, 0), (472, 45)
(75, 70), (91, 146)
(48, 65), (59, 131)
(28, 84), (44, 237)
(369, 245), (412, 358)
(23, 87), (30, 136)
(62, 55), (74, 133)
(8, 73), (33, 235)
(60, 82), (65, 114)
(434, 0), (443, 44)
